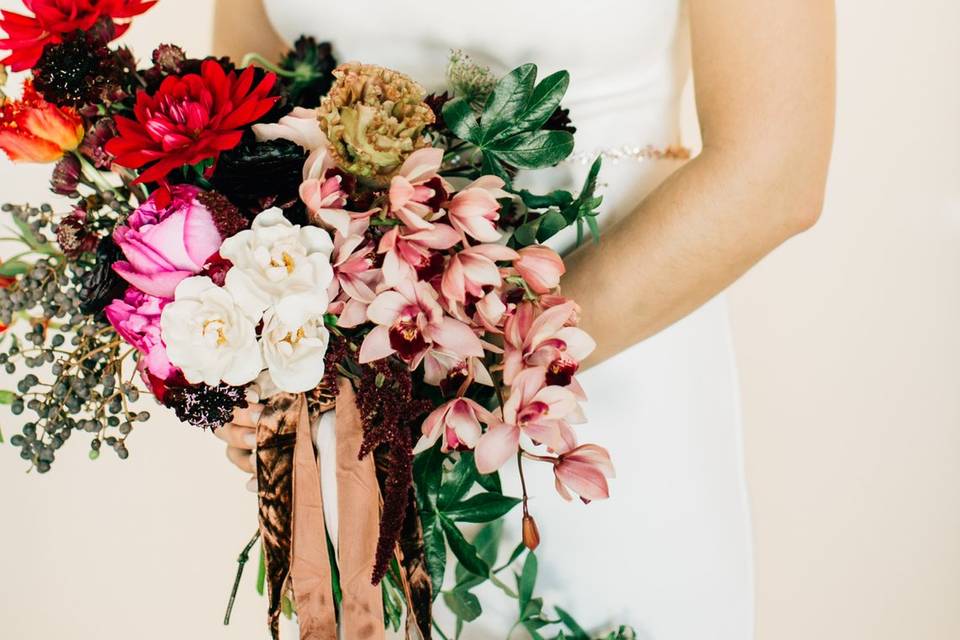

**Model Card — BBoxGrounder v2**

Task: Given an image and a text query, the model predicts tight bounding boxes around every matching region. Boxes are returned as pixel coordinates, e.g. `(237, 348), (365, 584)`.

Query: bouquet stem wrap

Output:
(256, 381), (385, 640)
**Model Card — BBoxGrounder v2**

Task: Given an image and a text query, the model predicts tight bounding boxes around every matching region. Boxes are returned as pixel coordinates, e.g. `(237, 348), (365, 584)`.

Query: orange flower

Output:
(0, 80), (83, 163)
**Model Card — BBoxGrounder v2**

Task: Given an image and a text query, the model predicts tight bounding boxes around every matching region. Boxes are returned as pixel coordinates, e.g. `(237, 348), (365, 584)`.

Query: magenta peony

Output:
(112, 184), (223, 298)
(104, 287), (177, 381)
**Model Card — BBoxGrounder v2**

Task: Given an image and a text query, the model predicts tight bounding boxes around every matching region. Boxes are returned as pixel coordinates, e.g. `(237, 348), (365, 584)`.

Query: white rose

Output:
(260, 292), (331, 393)
(160, 277), (263, 387)
(221, 208), (335, 319)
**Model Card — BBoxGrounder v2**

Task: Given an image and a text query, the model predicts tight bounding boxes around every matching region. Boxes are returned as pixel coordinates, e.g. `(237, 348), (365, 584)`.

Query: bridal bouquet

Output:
(0, 2), (630, 638)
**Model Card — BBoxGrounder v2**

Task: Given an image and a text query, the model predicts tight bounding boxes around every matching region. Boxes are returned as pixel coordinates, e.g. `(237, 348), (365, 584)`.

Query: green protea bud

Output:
(317, 63), (435, 185)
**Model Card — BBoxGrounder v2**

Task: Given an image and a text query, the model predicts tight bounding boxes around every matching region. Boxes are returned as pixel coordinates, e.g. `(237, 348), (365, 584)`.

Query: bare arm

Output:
(563, 0), (836, 367)
(212, 0), (287, 62)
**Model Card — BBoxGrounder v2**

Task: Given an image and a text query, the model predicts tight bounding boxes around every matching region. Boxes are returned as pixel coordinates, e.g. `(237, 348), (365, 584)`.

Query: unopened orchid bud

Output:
(522, 513), (541, 551)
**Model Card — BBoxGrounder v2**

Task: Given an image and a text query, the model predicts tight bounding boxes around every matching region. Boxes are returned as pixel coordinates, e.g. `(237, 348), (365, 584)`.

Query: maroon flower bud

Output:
(151, 44), (187, 74)
(56, 212), (98, 258)
(79, 118), (118, 169)
(50, 155), (81, 196)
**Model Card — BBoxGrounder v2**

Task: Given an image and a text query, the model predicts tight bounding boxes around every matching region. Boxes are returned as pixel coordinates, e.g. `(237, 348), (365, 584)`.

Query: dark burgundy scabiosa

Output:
(195, 190), (249, 238)
(50, 154), (81, 195)
(106, 60), (279, 184)
(210, 137), (306, 216)
(79, 236), (128, 315)
(32, 28), (131, 108)
(151, 43), (186, 74)
(56, 211), (98, 258)
(278, 36), (337, 107)
(163, 382), (248, 430)
(423, 91), (452, 132)
(78, 117), (119, 169)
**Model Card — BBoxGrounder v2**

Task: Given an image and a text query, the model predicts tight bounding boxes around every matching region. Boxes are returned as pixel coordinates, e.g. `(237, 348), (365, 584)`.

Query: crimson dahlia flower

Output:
(0, 0), (156, 71)
(106, 60), (278, 184)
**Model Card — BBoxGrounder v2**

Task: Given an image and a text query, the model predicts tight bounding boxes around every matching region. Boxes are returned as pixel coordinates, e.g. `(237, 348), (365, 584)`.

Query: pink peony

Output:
(104, 287), (177, 381)
(513, 245), (566, 295)
(112, 185), (224, 298)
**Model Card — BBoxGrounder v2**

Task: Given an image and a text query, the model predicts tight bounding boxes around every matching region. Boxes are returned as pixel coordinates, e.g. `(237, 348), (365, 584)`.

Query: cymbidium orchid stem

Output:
(520, 450), (559, 465)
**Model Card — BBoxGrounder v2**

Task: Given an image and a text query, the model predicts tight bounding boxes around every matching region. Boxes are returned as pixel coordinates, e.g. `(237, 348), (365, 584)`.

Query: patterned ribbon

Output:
(256, 381), (385, 640)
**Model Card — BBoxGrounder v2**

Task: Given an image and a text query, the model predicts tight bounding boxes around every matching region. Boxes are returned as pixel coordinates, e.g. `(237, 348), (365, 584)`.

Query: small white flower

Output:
(261, 292), (331, 393)
(160, 277), (263, 387)
(221, 208), (335, 318)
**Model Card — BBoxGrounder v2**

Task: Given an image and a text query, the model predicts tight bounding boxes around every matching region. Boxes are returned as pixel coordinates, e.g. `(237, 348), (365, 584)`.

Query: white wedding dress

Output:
(265, 1), (754, 638)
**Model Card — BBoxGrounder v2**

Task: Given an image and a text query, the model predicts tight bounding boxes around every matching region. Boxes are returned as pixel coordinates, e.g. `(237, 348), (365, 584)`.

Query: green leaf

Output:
(523, 622), (547, 640)
(421, 510), (448, 597)
(443, 589), (482, 622)
(504, 542), (526, 568)
(475, 469), (503, 494)
(11, 214), (49, 252)
(474, 520), (503, 568)
(508, 70), (570, 136)
(480, 151), (512, 186)
(535, 209), (568, 242)
(487, 130), (575, 169)
(518, 188), (574, 210)
(518, 552), (538, 612)
(255, 545), (266, 595)
(0, 259), (30, 278)
(555, 607), (590, 640)
(512, 219), (540, 248)
(444, 493), (521, 524)
(440, 515), (490, 577)
(480, 64), (537, 140)
(414, 442), (445, 509)
(0, 390), (15, 404)
(438, 452), (479, 511)
(443, 97), (482, 142)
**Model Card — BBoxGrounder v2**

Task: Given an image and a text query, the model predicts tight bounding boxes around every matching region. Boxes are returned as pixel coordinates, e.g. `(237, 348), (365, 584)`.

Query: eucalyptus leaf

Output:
(512, 219), (540, 247)
(444, 589), (483, 622)
(444, 493), (521, 524)
(0, 259), (30, 278)
(536, 209), (568, 242)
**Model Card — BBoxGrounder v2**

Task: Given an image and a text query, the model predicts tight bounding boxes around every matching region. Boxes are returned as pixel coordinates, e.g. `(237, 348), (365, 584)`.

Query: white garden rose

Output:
(160, 277), (263, 387)
(220, 208), (335, 319)
(260, 292), (331, 393)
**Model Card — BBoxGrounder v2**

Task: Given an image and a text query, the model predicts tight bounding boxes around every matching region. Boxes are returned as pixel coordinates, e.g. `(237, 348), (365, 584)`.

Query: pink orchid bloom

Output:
(554, 444), (616, 503)
(441, 243), (518, 304)
(252, 106), (335, 179)
(299, 171), (375, 237)
(359, 279), (484, 370)
(413, 397), (496, 454)
(514, 245), (566, 295)
(422, 347), (494, 390)
(379, 223), (460, 288)
(447, 175), (509, 243)
(475, 366), (583, 474)
(388, 147), (450, 230)
(328, 219), (382, 328)
(503, 301), (596, 388)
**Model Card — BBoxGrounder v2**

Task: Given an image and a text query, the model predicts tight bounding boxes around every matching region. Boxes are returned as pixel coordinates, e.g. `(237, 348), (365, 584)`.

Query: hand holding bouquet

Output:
(0, 2), (630, 638)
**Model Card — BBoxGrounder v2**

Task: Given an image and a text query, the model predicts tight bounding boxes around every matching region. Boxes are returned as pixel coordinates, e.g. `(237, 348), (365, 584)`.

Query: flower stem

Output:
(223, 529), (262, 625)
(240, 52), (299, 78)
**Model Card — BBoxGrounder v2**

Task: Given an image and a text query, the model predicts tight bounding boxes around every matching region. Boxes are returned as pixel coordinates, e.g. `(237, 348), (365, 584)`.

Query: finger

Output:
(215, 422), (257, 450)
(232, 403), (264, 427)
(227, 446), (256, 474)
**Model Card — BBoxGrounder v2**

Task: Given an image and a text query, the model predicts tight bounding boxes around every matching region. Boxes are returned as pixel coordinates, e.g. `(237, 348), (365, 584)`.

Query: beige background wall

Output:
(1, 1), (958, 639)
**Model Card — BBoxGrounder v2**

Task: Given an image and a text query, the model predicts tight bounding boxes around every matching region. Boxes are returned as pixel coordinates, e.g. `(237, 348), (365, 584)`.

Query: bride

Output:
(213, 1), (835, 637)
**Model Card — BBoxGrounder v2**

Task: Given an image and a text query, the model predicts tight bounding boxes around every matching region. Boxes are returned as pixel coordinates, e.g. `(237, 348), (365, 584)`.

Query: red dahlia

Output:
(0, 0), (156, 71)
(106, 61), (279, 184)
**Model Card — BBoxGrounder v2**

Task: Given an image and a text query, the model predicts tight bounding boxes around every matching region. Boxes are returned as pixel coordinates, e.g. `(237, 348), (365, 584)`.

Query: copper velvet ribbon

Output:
(255, 381), (385, 640)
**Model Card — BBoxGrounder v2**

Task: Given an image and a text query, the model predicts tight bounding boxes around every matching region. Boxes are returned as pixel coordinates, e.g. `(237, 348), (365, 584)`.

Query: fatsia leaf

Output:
(480, 64), (537, 140)
(506, 70), (570, 137)
(444, 492), (521, 523)
(487, 130), (575, 169)
(443, 589), (483, 622)
(475, 468), (503, 494)
(440, 515), (490, 577)
(413, 442), (445, 509)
